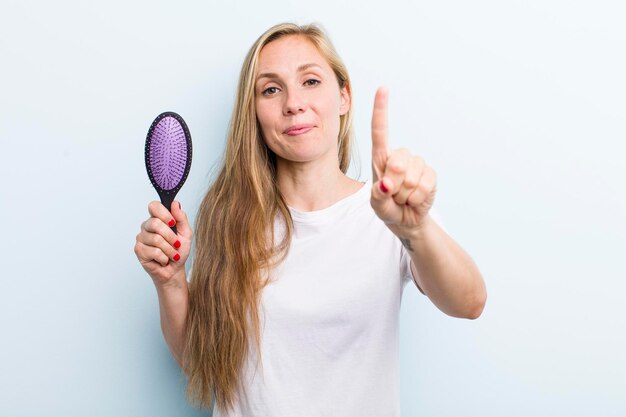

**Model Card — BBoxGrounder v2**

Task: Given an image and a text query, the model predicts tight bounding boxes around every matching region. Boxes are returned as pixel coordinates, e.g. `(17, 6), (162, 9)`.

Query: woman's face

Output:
(254, 35), (350, 167)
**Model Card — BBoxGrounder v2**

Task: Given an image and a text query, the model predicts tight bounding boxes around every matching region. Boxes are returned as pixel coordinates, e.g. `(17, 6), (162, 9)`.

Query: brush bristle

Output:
(148, 116), (188, 191)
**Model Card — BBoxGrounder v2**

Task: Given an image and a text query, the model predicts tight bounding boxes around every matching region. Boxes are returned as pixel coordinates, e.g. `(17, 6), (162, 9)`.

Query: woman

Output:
(134, 22), (486, 416)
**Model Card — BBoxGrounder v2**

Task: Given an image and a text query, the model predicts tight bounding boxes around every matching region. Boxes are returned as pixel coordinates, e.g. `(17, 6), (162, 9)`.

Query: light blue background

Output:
(1, 0), (625, 416)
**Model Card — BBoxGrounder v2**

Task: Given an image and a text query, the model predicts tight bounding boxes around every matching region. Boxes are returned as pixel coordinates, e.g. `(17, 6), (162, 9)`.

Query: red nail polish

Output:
(174, 253), (181, 261)
(168, 218), (175, 227)
(380, 181), (388, 193)
(166, 260), (170, 266)
(178, 202), (181, 210)
(174, 240), (181, 249)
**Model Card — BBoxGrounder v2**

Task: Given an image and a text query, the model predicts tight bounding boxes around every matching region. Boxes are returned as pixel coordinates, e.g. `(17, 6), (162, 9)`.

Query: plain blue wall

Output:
(2, 0), (625, 416)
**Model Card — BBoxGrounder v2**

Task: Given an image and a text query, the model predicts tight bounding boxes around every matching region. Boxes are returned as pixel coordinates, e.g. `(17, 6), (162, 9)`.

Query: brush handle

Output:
(160, 191), (178, 235)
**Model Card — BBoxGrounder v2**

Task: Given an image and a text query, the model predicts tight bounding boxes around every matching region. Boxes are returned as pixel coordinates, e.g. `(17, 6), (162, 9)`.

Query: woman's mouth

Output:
(284, 125), (314, 136)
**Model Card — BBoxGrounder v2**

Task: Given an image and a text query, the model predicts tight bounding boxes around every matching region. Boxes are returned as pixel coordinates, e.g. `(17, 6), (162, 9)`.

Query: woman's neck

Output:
(275, 158), (362, 212)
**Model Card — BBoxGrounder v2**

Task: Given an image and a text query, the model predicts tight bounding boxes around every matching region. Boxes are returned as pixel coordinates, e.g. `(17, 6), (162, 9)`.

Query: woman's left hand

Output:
(370, 87), (438, 236)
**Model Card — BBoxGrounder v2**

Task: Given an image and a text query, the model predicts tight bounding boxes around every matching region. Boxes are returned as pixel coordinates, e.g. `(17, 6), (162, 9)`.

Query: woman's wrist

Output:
(155, 270), (188, 295)
(386, 214), (434, 242)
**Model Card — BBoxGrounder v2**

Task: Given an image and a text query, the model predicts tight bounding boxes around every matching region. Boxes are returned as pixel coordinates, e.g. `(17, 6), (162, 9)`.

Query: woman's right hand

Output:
(134, 200), (192, 289)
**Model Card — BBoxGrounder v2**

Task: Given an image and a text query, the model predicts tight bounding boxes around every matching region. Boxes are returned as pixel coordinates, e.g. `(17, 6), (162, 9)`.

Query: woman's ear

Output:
(339, 84), (351, 116)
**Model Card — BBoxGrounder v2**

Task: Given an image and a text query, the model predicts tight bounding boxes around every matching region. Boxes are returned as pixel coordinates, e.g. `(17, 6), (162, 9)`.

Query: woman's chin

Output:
(275, 149), (333, 165)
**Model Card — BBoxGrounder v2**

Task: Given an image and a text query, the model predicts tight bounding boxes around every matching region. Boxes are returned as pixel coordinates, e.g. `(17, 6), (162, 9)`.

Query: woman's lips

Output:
(284, 125), (314, 136)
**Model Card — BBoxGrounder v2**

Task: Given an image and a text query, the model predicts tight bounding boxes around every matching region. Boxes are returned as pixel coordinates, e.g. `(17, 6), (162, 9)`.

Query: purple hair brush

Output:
(144, 111), (192, 235)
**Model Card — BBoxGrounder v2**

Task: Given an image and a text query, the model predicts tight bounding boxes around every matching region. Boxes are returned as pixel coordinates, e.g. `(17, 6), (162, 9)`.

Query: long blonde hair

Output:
(184, 22), (355, 413)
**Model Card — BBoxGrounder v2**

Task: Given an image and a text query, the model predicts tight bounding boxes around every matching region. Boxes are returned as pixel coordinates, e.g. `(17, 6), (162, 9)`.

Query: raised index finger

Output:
(371, 86), (390, 181)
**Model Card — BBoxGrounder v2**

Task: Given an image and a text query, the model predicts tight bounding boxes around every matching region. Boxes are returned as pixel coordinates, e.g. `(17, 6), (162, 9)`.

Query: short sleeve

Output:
(401, 245), (425, 295)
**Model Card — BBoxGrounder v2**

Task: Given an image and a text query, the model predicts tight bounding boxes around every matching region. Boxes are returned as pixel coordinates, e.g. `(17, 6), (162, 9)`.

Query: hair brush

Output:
(144, 111), (192, 235)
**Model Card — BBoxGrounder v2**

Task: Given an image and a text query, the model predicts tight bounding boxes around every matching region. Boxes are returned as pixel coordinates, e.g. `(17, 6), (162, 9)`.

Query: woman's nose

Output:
(283, 89), (307, 115)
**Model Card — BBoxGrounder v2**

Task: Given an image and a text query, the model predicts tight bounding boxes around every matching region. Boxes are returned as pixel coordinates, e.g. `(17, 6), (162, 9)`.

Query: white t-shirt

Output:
(208, 179), (437, 417)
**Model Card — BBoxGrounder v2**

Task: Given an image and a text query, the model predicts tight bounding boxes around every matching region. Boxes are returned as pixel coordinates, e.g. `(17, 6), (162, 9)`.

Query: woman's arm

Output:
(368, 87), (486, 319)
(154, 271), (189, 370)
(392, 216), (487, 319)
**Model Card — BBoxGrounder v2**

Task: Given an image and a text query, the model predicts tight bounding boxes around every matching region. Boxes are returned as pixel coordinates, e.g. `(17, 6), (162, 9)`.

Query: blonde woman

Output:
(134, 22), (487, 417)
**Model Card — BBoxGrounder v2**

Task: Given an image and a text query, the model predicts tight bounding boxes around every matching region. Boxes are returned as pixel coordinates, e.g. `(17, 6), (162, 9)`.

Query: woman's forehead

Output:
(257, 35), (329, 74)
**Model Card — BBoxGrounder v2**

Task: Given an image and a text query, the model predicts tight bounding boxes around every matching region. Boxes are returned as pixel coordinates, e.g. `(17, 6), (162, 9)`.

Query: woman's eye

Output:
(262, 86), (279, 96)
(305, 79), (320, 86)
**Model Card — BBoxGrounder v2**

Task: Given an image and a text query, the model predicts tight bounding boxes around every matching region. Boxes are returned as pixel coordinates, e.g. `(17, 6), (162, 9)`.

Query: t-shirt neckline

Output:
(287, 179), (371, 223)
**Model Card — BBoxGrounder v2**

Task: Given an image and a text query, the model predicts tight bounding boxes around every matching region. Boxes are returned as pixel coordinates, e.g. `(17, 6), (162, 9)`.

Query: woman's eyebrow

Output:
(256, 63), (323, 82)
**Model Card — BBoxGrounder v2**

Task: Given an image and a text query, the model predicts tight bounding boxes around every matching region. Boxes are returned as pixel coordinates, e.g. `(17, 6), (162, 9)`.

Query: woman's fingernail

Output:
(166, 260), (170, 266)
(168, 218), (176, 227)
(174, 253), (181, 261)
(174, 240), (181, 249)
(380, 180), (388, 193)
(179, 202), (181, 210)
